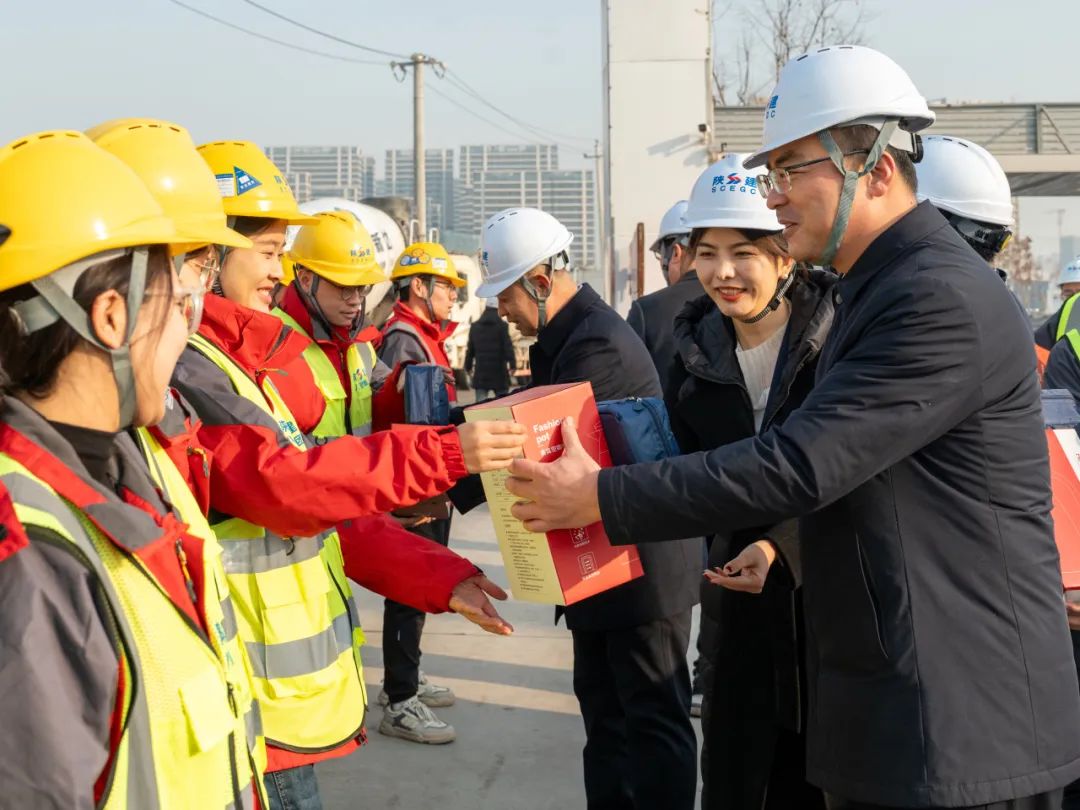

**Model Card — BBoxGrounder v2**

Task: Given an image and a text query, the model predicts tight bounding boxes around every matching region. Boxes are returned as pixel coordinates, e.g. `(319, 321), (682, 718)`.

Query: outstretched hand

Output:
(448, 574), (514, 636)
(704, 540), (778, 594)
(505, 417), (603, 533)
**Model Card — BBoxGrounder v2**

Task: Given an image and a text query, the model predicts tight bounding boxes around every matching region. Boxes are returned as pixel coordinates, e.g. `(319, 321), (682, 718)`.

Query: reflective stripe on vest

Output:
(184, 332), (368, 752)
(1057, 293), (1080, 343)
(383, 320), (437, 364)
(1067, 329), (1080, 363)
(274, 308), (376, 439)
(0, 457), (169, 809)
(134, 428), (267, 805)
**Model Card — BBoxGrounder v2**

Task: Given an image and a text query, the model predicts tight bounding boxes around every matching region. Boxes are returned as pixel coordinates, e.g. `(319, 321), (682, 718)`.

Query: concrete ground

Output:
(317, 503), (703, 809)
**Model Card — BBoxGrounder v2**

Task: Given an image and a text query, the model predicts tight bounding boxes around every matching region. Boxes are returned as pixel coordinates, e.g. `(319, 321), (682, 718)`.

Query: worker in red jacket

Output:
(375, 241), (469, 743)
(171, 142), (523, 810)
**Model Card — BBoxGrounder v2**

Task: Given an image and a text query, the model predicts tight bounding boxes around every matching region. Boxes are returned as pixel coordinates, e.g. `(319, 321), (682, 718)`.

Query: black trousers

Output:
(571, 609), (698, 810)
(824, 789), (1064, 810)
(382, 517), (451, 704)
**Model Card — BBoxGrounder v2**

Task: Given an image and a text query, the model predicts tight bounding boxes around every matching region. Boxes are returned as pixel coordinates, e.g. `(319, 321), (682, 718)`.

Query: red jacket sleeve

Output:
(371, 362), (408, 433)
(337, 514), (479, 613)
(172, 348), (467, 537)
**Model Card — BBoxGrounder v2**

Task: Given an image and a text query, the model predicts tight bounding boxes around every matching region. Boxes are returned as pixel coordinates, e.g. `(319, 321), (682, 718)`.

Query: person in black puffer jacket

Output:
(663, 154), (836, 810)
(465, 300), (515, 398)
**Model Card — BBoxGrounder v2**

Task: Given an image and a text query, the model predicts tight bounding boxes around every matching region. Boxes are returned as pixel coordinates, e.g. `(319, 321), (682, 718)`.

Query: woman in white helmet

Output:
(665, 154), (833, 810)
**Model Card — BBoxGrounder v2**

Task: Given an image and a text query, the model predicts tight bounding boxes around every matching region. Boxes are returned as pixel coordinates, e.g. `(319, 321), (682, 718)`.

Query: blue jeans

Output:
(265, 764), (321, 810)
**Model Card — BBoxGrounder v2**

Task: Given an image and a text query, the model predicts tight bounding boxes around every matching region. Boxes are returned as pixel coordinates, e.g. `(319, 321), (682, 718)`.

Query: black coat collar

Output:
(536, 284), (602, 358)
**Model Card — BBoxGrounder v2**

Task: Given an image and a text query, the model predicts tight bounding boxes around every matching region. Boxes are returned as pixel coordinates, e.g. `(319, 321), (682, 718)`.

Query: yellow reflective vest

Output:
(0, 441), (260, 809)
(273, 307), (377, 439)
(186, 333), (368, 753)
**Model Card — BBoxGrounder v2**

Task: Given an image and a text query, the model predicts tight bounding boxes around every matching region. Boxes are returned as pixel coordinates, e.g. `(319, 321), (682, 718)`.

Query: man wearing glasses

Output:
(375, 240), (467, 744)
(506, 44), (1080, 809)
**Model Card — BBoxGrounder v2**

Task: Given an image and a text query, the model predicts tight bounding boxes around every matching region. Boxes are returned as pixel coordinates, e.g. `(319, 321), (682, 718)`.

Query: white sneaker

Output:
(377, 671), (456, 708)
(378, 696), (456, 744)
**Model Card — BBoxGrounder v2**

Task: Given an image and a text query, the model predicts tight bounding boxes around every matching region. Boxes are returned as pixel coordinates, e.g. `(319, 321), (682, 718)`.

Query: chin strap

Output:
(816, 121), (899, 268)
(741, 270), (795, 325)
(12, 248), (149, 428)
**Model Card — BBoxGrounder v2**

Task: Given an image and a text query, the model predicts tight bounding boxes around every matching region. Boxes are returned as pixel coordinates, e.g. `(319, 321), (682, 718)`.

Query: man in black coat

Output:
(506, 46), (1080, 810)
(475, 207), (700, 809)
(627, 200), (704, 389)
(465, 300), (516, 399)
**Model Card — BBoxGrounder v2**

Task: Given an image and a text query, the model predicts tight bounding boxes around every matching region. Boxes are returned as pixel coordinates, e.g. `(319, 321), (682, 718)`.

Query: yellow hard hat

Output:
(287, 211), (388, 288)
(0, 130), (182, 292)
(87, 118), (252, 256)
(197, 140), (319, 225)
(280, 254), (297, 286)
(391, 242), (464, 287)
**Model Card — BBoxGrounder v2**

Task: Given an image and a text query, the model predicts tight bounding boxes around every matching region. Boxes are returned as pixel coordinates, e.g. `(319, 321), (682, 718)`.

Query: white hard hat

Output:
(484, 297), (499, 309)
(683, 154), (781, 232)
(743, 45), (934, 170)
(477, 207), (574, 298)
(1059, 257), (1080, 288)
(649, 200), (691, 252)
(916, 136), (1014, 226)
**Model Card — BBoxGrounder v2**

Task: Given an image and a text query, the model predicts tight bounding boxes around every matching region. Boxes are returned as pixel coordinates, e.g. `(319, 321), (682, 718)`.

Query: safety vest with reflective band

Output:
(0, 447), (256, 809)
(186, 332), (368, 753)
(133, 427), (268, 803)
(273, 308), (377, 439)
(1056, 292), (1080, 343)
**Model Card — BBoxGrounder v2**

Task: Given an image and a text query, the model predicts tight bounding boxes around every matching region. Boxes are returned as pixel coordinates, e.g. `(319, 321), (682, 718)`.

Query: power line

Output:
(237, 0), (409, 60)
(166, 0), (387, 65)
(443, 69), (594, 145)
(426, 84), (547, 144)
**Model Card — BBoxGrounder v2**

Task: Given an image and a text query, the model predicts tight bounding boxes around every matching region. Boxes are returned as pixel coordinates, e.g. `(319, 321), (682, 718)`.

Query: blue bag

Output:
(597, 397), (681, 465)
(403, 365), (450, 426)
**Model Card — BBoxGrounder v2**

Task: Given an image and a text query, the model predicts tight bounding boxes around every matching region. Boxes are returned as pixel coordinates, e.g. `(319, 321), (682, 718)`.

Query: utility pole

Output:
(391, 53), (445, 240)
(585, 139), (610, 304)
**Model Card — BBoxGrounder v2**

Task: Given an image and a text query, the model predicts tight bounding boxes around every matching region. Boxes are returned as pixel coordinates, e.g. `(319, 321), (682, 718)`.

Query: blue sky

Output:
(5, 0), (1080, 263)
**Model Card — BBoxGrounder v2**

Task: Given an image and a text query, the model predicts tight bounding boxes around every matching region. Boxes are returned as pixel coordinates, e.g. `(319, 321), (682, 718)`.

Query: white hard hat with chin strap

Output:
(477, 207), (574, 333)
(12, 248), (149, 427)
(743, 45), (934, 268)
(685, 152), (794, 324)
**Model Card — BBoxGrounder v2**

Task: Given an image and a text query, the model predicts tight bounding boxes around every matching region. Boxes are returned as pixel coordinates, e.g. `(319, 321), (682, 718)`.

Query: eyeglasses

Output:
(432, 279), (458, 293)
(324, 278), (373, 302)
(652, 236), (689, 264)
(148, 285), (205, 336)
(191, 252), (220, 291)
(756, 149), (870, 196)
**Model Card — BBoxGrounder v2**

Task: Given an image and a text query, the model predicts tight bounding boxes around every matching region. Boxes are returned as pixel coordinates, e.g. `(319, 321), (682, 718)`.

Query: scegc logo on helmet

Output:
(765, 95), (779, 119)
(711, 174), (758, 195)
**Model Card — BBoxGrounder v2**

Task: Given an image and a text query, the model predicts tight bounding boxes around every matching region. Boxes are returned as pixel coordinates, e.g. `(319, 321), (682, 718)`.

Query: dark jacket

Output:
(465, 307), (515, 392)
(668, 272), (834, 810)
(598, 202), (1080, 807)
(1046, 335), (1080, 397)
(532, 284), (702, 633)
(627, 270), (705, 387)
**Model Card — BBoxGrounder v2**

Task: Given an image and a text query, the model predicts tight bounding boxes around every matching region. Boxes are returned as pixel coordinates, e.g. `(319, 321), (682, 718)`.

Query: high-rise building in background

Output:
(455, 167), (595, 274)
(381, 148), (455, 233)
(264, 146), (376, 203)
(459, 144), (558, 181)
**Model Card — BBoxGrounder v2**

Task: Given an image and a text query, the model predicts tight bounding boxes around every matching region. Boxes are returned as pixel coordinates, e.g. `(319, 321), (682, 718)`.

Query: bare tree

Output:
(1000, 235), (1040, 283)
(715, 0), (872, 104)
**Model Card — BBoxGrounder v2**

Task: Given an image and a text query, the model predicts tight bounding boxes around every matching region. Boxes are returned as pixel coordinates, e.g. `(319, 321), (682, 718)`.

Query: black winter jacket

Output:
(666, 271), (834, 810)
(465, 308), (515, 392)
(598, 202), (1080, 807)
(627, 270), (705, 387)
